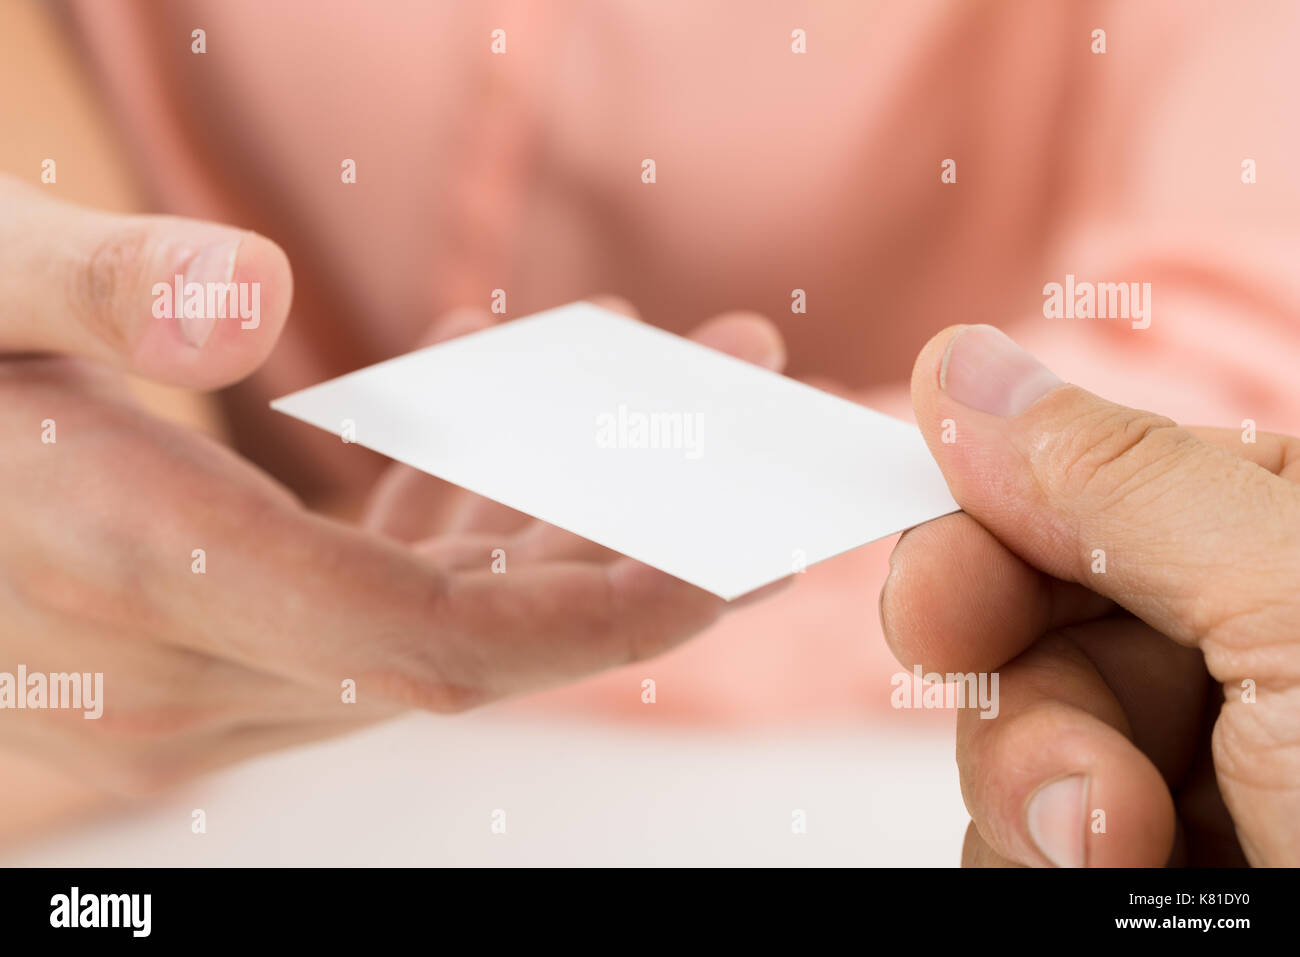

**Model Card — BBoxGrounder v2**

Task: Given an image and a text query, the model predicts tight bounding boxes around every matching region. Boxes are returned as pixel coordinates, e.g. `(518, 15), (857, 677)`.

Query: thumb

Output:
(0, 175), (292, 389)
(912, 323), (1300, 864)
(912, 323), (1300, 651)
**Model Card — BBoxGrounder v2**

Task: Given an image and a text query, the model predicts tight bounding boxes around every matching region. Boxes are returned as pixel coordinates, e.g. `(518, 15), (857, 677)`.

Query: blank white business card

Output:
(271, 302), (958, 600)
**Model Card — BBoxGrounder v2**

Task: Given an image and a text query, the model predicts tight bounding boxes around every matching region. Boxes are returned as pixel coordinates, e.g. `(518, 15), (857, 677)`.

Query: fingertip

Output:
(238, 231), (294, 321)
(1081, 746), (1177, 867)
(223, 230), (293, 356)
(910, 324), (968, 423)
(606, 559), (725, 655)
(134, 229), (293, 390)
(584, 294), (641, 320)
(691, 311), (787, 372)
(965, 703), (1176, 867)
(881, 514), (1053, 674)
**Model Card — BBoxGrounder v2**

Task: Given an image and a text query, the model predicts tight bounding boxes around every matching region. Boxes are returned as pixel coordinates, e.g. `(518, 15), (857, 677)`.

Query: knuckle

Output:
(1043, 406), (1186, 508)
(1211, 690), (1300, 795)
(72, 226), (153, 352)
(1199, 592), (1300, 662)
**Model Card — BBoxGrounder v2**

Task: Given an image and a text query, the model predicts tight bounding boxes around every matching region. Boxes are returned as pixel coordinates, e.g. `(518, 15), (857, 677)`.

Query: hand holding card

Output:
(272, 302), (958, 599)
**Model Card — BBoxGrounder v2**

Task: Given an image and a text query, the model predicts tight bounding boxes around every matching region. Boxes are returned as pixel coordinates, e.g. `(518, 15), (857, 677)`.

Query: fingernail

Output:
(940, 325), (1062, 417)
(1026, 774), (1088, 867)
(178, 239), (241, 348)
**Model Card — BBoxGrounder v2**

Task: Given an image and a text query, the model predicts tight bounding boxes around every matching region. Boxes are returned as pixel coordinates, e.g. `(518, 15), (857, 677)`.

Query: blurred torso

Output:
(63, 0), (1079, 497)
